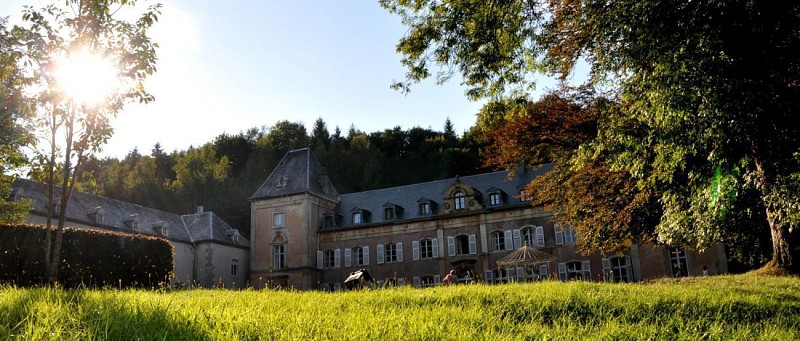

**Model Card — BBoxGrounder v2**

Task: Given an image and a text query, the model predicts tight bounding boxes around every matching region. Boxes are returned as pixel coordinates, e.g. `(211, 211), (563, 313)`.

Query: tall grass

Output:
(1, 274), (798, 340)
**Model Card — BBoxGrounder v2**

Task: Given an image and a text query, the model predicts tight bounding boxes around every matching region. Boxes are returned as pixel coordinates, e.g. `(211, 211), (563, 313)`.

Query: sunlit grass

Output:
(1, 274), (798, 340)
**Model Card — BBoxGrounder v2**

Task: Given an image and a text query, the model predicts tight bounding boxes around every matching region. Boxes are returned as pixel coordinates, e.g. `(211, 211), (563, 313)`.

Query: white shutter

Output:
(558, 262), (567, 281)
(412, 240), (420, 260)
(625, 256), (633, 282)
(397, 242), (403, 262)
(602, 258), (611, 282)
(432, 238), (439, 258)
(448, 236), (455, 256)
(516, 266), (525, 282)
(316, 251), (323, 269)
(468, 234), (477, 254)
(434, 275), (441, 284)
(582, 260), (592, 280)
(377, 244), (384, 264)
(363, 246), (370, 265)
(485, 270), (494, 284)
(555, 225), (564, 245)
(334, 249), (341, 268)
(504, 230), (513, 250)
(413, 277), (421, 288)
(512, 229), (521, 249)
(344, 248), (352, 267)
(535, 226), (545, 247)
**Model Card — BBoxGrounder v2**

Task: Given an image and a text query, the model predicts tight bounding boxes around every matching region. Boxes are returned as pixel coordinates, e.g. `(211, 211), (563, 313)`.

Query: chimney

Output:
(197, 206), (204, 214)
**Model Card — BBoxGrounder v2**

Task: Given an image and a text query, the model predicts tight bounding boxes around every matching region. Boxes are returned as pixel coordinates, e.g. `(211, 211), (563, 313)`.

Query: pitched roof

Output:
(11, 178), (248, 247)
(250, 148), (340, 201)
(496, 243), (557, 267)
(329, 164), (553, 228)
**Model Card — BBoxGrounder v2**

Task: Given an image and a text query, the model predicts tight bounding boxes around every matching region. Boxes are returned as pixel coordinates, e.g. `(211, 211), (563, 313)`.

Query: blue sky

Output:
(2, 1), (560, 158)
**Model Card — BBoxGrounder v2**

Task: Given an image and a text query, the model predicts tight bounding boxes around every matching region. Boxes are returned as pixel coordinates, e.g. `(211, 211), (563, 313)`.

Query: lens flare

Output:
(55, 49), (118, 105)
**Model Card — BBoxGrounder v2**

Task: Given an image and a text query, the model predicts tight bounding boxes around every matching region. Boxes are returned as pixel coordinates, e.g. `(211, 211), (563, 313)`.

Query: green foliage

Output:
(0, 275), (798, 339)
(0, 223), (173, 288)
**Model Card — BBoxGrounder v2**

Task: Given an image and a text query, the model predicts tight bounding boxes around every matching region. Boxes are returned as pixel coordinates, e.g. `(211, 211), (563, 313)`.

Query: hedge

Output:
(0, 223), (174, 288)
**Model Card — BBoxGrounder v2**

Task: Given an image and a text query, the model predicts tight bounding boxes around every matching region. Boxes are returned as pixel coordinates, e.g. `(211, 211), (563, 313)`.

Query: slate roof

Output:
(11, 178), (248, 247)
(250, 148), (340, 202)
(329, 164), (554, 229)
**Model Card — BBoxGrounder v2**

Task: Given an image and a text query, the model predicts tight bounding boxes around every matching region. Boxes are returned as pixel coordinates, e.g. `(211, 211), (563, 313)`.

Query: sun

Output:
(55, 49), (119, 105)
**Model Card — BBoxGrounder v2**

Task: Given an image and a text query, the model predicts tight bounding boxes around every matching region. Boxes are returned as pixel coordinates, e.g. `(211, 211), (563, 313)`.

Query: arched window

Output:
(454, 191), (466, 210)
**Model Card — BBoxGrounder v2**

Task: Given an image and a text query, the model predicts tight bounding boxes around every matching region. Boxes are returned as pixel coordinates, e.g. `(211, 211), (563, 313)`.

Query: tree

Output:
(383, 0), (800, 273)
(267, 120), (309, 157)
(170, 144), (229, 213)
(14, 0), (160, 282)
(1, 18), (33, 223)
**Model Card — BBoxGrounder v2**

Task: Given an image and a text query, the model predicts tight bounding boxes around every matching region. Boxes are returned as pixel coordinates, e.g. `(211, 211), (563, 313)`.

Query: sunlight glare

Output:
(55, 49), (118, 105)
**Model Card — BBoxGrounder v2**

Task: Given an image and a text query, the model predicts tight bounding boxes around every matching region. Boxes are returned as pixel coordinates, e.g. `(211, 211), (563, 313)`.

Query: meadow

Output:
(1, 274), (798, 340)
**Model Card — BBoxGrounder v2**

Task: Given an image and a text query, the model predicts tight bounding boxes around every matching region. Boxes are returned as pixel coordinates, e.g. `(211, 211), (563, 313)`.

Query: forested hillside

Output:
(49, 118), (488, 238)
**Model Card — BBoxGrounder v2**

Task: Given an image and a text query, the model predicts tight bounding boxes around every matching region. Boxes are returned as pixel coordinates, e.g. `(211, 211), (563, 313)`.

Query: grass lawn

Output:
(1, 273), (798, 340)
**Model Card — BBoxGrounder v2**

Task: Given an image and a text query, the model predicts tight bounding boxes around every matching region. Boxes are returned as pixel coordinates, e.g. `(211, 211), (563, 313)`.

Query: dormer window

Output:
(382, 203), (403, 221)
(152, 221), (169, 236)
(351, 208), (370, 225)
(454, 191), (466, 210)
(124, 214), (139, 229)
(417, 198), (437, 216)
(88, 206), (105, 224)
(323, 212), (343, 228)
(487, 187), (506, 206)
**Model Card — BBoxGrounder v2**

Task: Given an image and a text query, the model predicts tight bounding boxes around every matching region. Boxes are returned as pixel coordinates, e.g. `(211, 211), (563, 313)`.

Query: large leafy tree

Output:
(13, 0), (160, 282)
(383, 0), (800, 272)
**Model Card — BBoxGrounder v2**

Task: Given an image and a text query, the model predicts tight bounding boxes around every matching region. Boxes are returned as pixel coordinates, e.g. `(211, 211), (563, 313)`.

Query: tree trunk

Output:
(48, 108), (75, 284)
(754, 158), (798, 274)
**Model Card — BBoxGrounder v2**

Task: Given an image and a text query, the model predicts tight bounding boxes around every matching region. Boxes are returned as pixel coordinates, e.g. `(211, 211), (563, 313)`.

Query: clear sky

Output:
(2, 1), (560, 159)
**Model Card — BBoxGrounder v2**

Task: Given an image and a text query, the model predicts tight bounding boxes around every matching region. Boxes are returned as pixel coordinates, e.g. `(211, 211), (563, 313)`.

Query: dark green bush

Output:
(0, 224), (173, 288)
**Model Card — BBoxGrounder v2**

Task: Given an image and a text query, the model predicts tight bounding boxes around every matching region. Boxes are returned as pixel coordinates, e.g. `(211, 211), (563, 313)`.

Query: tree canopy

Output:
(383, 0), (800, 272)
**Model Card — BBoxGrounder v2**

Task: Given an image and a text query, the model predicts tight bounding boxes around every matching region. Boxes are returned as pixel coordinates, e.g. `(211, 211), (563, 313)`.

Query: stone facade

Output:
(250, 148), (729, 291)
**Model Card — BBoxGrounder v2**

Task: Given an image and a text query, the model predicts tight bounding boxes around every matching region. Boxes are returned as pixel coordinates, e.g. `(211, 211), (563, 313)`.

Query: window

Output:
(419, 202), (431, 215)
(231, 259), (240, 277)
(323, 250), (335, 268)
(555, 224), (576, 245)
(273, 212), (285, 228)
(454, 191), (466, 210)
(566, 261), (582, 280)
(419, 239), (434, 259)
(352, 247), (364, 266)
(455, 235), (469, 255)
(669, 248), (688, 277)
(384, 207), (394, 220)
(420, 276), (435, 287)
(522, 227), (535, 246)
(352, 212), (362, 224)
(604, 256), (631, 282)
(384, 243), (398, 263)
(489, 192), (502, 206)
(519, 190), (530, 202)
(273, 245), (285, 269)
(490, 231), (505, 251)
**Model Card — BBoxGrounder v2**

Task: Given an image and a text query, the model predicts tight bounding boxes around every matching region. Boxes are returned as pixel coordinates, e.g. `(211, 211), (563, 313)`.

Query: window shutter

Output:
(344, 248), (352, 267)
(468, 234), (477, 254)
(558, 262), (567, 281)
(413, 277), (421, 288)
(625, 256), (633, 282)
(582, 260), (592, 280)
(485, 270), (494, 284)
(602, 258), (611, 282)
(434, 275), (441, 284)
(535, 226), (545, 247)
(377, 244), (384, 264)
(447, 236), (456, 256)
(363, 246), (370, 265)
(412, 240), (420, 261)
(334, 249), (341, 268)
(516, 266), (525, 282)
(555, 225), (564, 245)
(432, 238), (439, 258)
(504, 230), (513, 250)
(512, 229), (521, 249)
(316, 251), (323, 269)
(397, 242), (403, 262)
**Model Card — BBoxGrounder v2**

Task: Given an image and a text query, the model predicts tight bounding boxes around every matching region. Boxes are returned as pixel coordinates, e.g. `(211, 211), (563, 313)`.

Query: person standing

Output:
(443, 270), (457, 285)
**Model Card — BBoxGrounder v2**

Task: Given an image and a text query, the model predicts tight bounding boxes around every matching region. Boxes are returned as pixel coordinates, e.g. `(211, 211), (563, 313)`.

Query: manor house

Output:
(250, 148), (728, 290)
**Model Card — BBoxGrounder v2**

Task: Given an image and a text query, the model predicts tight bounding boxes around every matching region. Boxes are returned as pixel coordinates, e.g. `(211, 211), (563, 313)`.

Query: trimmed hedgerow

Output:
(0, 223), (173, 288)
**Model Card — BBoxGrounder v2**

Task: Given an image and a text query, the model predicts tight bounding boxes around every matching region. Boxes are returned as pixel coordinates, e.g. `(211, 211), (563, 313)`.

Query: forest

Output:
(46, 118), (488, 239)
